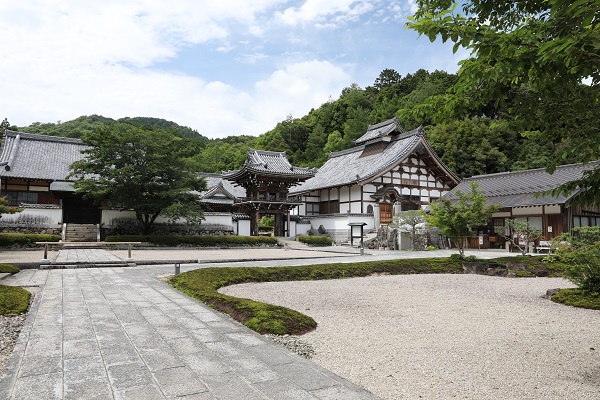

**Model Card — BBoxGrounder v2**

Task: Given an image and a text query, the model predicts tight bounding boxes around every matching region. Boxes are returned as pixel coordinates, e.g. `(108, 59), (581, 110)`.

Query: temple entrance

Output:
(380, 203), (393, 225)
(62, 196), (101, 224)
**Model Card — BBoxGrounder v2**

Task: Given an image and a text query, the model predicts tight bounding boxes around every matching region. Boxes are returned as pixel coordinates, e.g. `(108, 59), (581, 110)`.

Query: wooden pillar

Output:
(251, 210), (259, 236)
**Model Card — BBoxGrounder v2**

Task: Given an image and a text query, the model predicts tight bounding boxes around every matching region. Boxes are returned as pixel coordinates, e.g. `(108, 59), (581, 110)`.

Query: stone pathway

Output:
(54, 249), (125, 264)
(1, 266), (379, 399)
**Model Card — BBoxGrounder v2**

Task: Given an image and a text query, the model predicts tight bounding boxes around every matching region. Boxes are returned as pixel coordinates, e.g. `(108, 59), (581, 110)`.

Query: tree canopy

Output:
(407, 0), (600, 204)
(69, 123), (206, 234)
(426, 182), (501, 256)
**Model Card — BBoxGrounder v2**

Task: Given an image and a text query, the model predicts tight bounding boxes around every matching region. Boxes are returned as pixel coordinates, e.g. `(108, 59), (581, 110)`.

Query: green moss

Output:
(0, 264), (20, 274)
(551, 288), (600, 310)
(169, 258), (464, 335)
(509, 270), (535, 278)
(0, 285), (30, 314)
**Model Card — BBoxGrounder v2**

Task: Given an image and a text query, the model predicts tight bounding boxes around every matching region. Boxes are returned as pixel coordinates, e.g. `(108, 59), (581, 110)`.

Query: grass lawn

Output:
(169, 256), (568, 335)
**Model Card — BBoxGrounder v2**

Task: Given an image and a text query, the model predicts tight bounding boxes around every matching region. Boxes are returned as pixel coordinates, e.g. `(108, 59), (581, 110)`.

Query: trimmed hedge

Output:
(169, 257), (464, 335)
(0, 264), (20, 274)
(0, 233), (61, 248)
(296, 235), (332, 246)
(0, 285), (30, 314)
(105, 235), (279, 247)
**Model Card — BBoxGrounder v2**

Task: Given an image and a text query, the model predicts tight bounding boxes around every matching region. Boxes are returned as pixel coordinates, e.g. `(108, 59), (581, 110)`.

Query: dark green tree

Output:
(1, 118), (10, 131)
(69, 123), (206, 234)
(407, 0), (600, 204)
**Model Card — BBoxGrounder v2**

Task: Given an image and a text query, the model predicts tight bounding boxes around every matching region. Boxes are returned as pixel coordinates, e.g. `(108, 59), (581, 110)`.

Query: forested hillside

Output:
(8, 67), (593, 178)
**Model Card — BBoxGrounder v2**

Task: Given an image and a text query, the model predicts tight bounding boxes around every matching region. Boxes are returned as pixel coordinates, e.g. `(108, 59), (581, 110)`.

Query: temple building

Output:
(222, 149), (315, 236)
(288, 117), (460, 243)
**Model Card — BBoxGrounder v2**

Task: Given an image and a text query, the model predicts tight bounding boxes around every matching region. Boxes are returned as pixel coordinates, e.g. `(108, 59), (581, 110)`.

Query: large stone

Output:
(487, 267), (508, 277)
(462, 262), (487, 274)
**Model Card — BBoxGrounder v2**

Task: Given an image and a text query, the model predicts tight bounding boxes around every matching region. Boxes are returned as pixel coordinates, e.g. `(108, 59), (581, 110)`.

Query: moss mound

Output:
(0, 264), (20, 274)
(0, 285), (30, 314)
(169, 258), (464, 335)
(551, 288), (600, 310)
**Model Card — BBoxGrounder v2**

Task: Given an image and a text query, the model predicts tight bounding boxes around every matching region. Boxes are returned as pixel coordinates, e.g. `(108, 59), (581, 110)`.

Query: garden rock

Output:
(462, 262), (487, 274)
(487, 267), (508, 277)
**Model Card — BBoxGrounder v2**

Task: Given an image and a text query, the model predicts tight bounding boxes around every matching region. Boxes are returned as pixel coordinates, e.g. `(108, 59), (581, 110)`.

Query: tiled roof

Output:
(354, 117), (405, 145)
(0, 130), (88, 181)
(199, 173), (246, 200)
(444, 162), (600, 207)
(290, 126), (458, 194)
(224, 149), (315, 179)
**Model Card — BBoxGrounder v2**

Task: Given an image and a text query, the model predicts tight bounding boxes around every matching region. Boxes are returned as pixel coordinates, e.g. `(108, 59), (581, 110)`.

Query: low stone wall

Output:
(0, 225), (62, 235)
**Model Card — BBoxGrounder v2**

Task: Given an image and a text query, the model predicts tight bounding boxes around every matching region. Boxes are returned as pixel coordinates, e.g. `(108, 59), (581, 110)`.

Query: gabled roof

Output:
(444, 162), (600, 207)
(354, 117), (405, 145)
(223, 149), (315, 181)
(198, 173), (245, 204)
(290, 126), (459, 194)
(0, 130), (88, 181)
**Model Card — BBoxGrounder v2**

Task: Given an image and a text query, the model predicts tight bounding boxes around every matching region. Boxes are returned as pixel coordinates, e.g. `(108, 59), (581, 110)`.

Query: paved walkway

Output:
(0, 247), (520, 399)
(1, 264), (378, 399)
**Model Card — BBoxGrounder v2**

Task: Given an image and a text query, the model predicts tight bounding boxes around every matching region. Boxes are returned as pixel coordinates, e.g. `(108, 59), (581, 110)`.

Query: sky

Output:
(0, 1), (467, 138)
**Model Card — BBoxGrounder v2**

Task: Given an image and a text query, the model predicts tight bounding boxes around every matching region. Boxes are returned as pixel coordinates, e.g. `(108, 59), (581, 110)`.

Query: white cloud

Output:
(276, 0), (374, 28)
(252, 60), (350, 130)
(0, 0), (462, 139)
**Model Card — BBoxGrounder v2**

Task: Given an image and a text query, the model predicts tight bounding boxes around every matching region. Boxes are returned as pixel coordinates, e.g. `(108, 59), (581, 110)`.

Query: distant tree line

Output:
(5, 67), (597, 180)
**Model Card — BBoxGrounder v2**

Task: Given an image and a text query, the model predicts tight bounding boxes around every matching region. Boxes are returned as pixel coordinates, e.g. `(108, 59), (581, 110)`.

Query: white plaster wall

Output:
(202, 214), (233, 226)
(306, 215), (374, 231)
(512, 206), (543, 216)
(237, 220), (251, 236)
(2, 208), (63, 226)
(296, 224), (311, 236)
(101, 210), (136, 225)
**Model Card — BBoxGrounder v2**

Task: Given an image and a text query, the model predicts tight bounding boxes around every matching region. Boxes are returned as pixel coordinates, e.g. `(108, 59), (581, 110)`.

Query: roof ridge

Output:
(467, 161), (599, 180)
(4, 130), (85, 145)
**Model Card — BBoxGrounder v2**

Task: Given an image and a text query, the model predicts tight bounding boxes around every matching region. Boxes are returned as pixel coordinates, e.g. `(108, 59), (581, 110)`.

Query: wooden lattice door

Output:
(380, 203), (392, 225)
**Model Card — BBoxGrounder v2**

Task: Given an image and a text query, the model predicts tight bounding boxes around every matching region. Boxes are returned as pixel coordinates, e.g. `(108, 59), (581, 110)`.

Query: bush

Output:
(105, 235), (279, 247)
(555, 227), (600, 294)
(297, 235), (332, 246)
(0, 264), (20, 274)
(170, 257), (464, 335)
(0, 233), (61, 248)
(0, 285), (30, 314)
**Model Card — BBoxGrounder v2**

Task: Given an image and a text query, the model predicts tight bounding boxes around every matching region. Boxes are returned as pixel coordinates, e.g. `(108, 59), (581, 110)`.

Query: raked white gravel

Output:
(221, 274), (600, 400)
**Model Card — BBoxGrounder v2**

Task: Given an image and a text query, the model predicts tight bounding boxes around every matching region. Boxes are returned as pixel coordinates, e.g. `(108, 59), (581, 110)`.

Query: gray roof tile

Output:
(291, 126), (458, 194)
(199, 173), (246, 199)
(226, 149), (314, 178)
(0, 131), (88, 181)
(354, 117), (405, 145)
(445, 162), (600, 207)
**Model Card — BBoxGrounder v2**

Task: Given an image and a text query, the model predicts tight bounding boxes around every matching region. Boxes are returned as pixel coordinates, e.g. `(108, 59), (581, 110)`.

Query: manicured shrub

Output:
(0, 233), (61, 248)
(0, 285), (30, 314)
(296, 235), (332, 246)
(105, 235), (278, 247)
(0, 264), (20, 274)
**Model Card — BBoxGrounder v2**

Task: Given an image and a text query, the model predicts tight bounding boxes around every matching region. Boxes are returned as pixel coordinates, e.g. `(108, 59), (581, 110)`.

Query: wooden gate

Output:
(380, 203), (393, 225)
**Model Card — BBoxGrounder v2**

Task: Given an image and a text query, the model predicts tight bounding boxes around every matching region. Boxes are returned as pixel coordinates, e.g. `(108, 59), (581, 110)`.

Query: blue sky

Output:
(0, 1), (466, 138)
